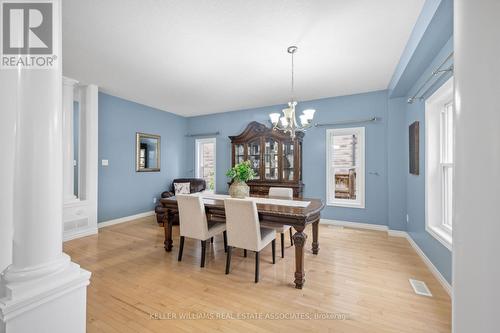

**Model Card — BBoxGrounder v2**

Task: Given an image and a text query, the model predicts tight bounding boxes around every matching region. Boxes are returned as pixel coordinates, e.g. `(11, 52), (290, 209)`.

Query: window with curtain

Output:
(425, 77), (453, 250)
(195, 138), (216, 192)
(326, 127), (365, 208)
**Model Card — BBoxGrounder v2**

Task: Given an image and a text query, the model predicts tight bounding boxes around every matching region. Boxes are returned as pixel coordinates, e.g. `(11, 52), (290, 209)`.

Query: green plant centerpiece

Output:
(226, 160), (256, 198)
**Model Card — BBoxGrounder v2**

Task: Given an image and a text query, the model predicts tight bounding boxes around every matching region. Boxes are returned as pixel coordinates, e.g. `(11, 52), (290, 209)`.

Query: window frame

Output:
(425, 77), (453, 250)
(326, 127), (366, 209)
(195, 137), (216, 193)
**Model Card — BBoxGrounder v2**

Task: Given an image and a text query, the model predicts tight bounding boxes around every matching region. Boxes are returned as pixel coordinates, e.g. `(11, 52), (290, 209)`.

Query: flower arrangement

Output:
(226, 160), (256, 183)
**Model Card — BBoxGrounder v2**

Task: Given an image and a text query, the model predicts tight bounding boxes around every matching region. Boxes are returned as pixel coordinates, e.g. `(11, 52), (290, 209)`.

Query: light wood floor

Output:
(64, 216), (451, 333)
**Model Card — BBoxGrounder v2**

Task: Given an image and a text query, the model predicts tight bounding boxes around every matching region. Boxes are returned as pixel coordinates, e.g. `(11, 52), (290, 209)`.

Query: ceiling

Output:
(62, 0), (425, 117)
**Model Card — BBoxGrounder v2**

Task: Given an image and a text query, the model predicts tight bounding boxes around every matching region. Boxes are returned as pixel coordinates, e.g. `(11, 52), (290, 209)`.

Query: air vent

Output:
(76, 217), (89, 228)
(409, 278), (432, 297)
(64, 220), (76, 232)
(64, 217), (89, 232)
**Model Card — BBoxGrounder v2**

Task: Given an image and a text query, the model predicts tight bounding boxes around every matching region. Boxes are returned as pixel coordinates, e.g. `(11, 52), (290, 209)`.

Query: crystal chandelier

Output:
(269, 46), (315, 139)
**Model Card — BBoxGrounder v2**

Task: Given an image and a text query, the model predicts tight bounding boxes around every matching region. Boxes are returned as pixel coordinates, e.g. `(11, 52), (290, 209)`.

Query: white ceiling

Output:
(62, 0), (424, 117)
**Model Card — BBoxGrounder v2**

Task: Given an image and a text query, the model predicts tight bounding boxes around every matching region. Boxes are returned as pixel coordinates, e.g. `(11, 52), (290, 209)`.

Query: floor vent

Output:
(409, 278), (432, 297)
(64, 217), (89, 232)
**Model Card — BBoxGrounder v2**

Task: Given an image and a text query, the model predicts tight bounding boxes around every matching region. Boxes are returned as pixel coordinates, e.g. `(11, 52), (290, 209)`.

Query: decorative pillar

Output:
(453, 0), (500, 332)
(63, 77), (78, 202)
(0, 1), (91, 332)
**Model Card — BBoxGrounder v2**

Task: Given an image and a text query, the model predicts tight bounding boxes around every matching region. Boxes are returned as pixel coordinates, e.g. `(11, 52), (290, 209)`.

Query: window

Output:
(425, 77), (453, 250)
(326, 127), (365, 208)
(440, 102), (453, 230)
(195, 138), (216, 192)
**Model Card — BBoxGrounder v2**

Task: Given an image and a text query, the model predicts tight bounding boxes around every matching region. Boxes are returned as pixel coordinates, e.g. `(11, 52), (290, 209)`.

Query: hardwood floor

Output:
(64, 216), (451, 333)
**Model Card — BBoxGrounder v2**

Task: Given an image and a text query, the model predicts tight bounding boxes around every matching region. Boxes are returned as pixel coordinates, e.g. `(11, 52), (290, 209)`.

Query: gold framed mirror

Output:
(136, 132), (161, 172)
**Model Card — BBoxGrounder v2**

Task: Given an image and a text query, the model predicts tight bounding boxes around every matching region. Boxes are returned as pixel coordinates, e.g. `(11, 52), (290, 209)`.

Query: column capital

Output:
(62, 76), (79, 87)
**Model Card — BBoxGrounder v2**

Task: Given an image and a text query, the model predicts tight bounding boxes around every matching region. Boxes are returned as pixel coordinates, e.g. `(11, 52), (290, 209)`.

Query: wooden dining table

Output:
(160, 194), (325, 289)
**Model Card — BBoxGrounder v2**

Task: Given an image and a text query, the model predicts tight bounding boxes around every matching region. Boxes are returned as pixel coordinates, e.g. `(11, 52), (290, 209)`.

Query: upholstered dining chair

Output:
(177, 194), (227, 268)
(261, 187), (294, 258)
(224, 198), (276, 283)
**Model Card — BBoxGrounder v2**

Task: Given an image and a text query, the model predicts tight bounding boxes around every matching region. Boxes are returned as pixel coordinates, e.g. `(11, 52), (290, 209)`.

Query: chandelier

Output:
(269, 46), (315, 139)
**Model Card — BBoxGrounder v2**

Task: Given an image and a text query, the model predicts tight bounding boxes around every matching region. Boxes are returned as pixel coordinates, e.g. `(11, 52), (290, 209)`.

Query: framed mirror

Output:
(136, 132), (161, 172)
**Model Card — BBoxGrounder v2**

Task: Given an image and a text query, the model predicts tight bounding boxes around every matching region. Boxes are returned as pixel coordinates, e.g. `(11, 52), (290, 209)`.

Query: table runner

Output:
(192, 192), (311, 208)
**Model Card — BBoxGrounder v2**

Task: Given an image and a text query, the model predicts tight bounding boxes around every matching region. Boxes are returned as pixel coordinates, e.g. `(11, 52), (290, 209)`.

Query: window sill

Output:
(326, 202), (365, 209)
(426, 224), (452, 251)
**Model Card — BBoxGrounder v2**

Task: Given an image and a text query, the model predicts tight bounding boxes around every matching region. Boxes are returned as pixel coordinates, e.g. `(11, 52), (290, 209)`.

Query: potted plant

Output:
(226, 160), (256, 198)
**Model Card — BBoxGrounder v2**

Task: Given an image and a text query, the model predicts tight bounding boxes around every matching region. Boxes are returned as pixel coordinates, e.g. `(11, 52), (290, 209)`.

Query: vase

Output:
(229, 180), (250, 198)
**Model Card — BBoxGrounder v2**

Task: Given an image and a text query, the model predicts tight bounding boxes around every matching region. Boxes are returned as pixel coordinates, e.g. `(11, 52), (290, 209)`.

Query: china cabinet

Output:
(229, 122), (304, 197)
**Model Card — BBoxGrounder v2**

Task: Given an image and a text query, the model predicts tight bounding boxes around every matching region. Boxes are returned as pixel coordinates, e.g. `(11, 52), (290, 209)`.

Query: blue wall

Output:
(98, 93), (187, 222)
(385, 0), (453, 284)
(387, 97), (408, 231)
(186, 91), (391, 225)
(402, 37), (453, 284)
(389, 0), (453, 97)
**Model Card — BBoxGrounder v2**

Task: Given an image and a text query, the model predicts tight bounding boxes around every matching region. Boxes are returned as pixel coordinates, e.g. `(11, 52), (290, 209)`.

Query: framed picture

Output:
(409, 121), (419, 175)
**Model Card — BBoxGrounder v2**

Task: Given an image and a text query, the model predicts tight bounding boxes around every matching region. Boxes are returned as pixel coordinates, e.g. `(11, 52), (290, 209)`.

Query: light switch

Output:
(101, 159), (109, 166)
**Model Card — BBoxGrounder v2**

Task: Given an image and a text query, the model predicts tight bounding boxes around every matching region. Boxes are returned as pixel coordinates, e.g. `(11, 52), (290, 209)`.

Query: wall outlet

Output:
(406, 214), (410, 223)
(153, 197), (157, 204)
(101, 159), (109, 166)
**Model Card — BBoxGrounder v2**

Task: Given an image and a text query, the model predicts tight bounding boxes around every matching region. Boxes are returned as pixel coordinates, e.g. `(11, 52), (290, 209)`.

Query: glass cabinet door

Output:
(283, 142), (294, 181)
(264, 138), (278, 180)
(247, 140), (261, 180)
(234, 144), (245, 165)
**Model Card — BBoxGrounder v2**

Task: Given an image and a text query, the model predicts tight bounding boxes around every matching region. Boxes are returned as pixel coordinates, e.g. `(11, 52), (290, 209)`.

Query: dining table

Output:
(160, 193), (325, 289)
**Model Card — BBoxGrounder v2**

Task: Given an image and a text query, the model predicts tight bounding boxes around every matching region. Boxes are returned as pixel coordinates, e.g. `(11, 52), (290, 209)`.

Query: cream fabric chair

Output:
(224, 198), (276, 283)
(261, 187), (294, 258)
(177, 194), (227, 267)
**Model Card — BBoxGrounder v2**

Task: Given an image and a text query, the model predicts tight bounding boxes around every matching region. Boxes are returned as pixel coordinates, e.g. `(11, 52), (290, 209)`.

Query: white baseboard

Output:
(63, 227), (98, 242)
(321, 218), (451, 297)
(98, 210), (155, 229)
(387, 229), (408, 237)
(404, 233), (452, 296)
(320, 218), (388, 231)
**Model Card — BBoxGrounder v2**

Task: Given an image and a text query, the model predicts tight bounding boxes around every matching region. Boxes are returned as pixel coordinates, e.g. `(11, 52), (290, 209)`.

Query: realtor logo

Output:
(1, 1), (56, 68)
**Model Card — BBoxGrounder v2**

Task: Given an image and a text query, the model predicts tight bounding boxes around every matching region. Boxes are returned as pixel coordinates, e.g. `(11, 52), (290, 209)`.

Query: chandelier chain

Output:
(269, 45), (315, 139)
(291, 50), (294, 101)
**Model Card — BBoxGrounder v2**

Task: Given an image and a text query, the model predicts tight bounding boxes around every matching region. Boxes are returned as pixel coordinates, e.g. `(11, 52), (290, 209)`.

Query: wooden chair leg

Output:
(200, 240), (207, 268)
(225, 246), (232, 274)
(289, 228), (294, 245)
(223, 231), (228, 253)
(272, 239), (276, 264)
(281, 233), (285, 258)
(243, 249), (247, 257)
(178, 236), (185, 261)
(255, 251), (260, 283)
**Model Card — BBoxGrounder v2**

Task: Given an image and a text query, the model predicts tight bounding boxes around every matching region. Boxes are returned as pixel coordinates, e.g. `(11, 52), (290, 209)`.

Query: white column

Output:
(0, 71), (16, 274)
(0, 1), (90, 332)
(453, 1), (500, 332)
(62, 77), (78, 202)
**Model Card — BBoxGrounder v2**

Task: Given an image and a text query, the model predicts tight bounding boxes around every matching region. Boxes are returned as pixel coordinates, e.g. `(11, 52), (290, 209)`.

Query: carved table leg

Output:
(312, 219), (320, 255)
(164, 209), (174, 252)
(292, 226), (307, 289)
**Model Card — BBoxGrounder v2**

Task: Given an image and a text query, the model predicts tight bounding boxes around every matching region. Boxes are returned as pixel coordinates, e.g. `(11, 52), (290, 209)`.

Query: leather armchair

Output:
(155, 178), (207, 225)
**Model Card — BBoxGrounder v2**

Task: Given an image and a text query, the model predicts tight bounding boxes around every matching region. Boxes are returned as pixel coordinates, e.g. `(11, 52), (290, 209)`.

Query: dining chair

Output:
(224, 198), (276, 283)
(261, 187), (294, 258)
(177, 194), (227, 268)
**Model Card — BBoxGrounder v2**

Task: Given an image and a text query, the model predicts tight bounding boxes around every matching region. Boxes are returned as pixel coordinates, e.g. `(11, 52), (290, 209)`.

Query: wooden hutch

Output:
(229, 121), (304, 197)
